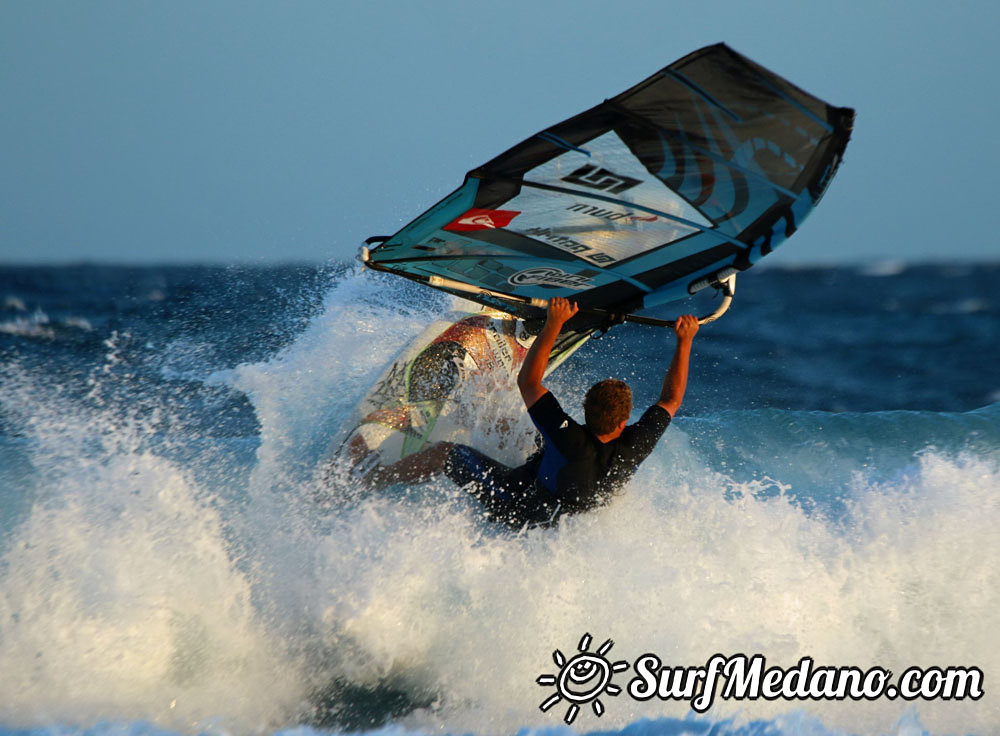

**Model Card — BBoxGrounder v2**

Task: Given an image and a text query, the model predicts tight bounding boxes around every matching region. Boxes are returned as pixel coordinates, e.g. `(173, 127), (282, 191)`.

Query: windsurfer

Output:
(364, 297), (699, 527)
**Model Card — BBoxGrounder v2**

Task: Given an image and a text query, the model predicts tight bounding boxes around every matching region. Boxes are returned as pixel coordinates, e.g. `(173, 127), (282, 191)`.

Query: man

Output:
(366, 297), (699, 528)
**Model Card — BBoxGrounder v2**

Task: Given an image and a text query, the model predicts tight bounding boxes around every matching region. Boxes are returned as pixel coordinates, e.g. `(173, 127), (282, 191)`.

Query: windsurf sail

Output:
(361, 44), (853, 331)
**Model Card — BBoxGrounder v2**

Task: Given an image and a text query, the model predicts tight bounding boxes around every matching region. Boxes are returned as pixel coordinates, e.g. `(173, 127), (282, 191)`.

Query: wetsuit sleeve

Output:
(527, 391), (572, 438)
(619, 405), (672, 464)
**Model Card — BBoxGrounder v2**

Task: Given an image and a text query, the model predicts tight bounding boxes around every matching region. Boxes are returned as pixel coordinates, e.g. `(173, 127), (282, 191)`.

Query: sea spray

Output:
(0, 263), (997, 736)
(0, 368), (303, 731)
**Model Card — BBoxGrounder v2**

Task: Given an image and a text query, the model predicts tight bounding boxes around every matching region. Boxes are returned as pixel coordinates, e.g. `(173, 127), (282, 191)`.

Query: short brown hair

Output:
(584, 379), (632, 435)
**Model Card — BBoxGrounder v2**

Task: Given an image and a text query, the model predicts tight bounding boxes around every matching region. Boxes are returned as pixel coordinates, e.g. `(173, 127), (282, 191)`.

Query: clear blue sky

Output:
(2, 0), (998, 265)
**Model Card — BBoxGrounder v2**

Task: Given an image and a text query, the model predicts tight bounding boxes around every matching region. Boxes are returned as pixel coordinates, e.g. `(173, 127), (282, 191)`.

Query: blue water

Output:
(0, 262), (997, 736)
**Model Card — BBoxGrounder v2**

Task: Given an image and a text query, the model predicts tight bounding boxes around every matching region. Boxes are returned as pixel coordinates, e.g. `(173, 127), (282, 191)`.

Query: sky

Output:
(1, 0), (998, 265)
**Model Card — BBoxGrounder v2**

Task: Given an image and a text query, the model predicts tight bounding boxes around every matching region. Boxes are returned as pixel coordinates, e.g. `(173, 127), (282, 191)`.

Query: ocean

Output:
(0, 261), (997, 736)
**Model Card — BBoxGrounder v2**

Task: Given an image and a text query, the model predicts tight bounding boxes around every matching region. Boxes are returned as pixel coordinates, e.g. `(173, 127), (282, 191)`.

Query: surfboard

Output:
(325, 307), (592, 484)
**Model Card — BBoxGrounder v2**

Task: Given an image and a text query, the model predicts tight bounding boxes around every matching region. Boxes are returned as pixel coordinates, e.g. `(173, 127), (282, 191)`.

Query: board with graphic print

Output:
(326, 307), (591, 483)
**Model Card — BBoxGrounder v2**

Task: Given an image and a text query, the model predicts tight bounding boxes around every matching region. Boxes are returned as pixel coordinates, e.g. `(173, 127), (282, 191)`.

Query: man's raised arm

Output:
(517, 297), (578, 409)
(656, 314), (699, 417)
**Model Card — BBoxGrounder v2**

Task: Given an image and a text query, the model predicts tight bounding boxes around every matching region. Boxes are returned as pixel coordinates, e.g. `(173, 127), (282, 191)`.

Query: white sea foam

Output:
(0, 309), (54, 339)
(0, 268), (996, 736)
(287, 448), (998, 736)
(229, 269), (998, 736)
(3, 295), (27, 312)
(0, 367), (303, 733)
(0, 307), (93, 339)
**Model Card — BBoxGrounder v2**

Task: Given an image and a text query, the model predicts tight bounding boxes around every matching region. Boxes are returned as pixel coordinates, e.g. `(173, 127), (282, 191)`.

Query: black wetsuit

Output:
(444, 391), (671, 528)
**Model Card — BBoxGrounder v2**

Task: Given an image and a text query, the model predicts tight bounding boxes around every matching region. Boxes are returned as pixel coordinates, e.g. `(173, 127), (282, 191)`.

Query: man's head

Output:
(584, 379), (632, 435)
